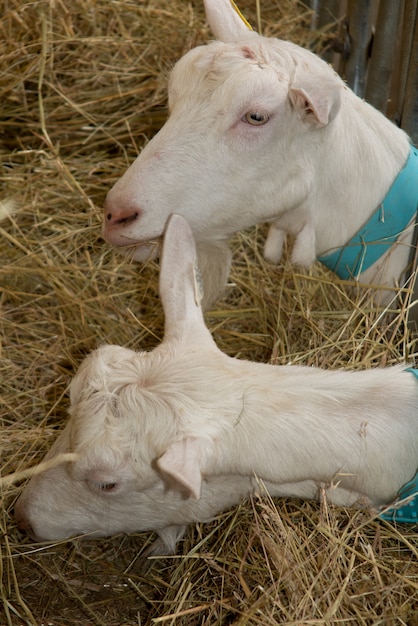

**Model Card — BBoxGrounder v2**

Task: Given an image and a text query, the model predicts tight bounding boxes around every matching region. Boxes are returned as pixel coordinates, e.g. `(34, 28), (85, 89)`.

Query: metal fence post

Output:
(399, 0), (418, 145)
(343, 0), (374, 97)
(364, 1), (403, 114)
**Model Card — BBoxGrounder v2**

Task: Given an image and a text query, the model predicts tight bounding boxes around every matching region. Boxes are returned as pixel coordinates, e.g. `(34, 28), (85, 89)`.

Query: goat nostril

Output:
(117, 211), (139, 225)
(107, 211), (139, 226)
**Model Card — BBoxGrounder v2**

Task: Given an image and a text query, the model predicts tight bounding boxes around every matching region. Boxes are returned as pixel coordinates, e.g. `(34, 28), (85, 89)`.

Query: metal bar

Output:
(310, 0), (321, 29)
(316, 0), (342, 31)
(316, 0), (342, 62)
(400, 0), (418, 145)
(396, 0), (417, 126)
(364, 0), (403, 114)
(344, 0), (373, 97)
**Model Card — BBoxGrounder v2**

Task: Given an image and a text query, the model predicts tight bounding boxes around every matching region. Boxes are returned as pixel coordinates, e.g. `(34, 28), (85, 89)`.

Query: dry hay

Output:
(1, 0), (417, 624)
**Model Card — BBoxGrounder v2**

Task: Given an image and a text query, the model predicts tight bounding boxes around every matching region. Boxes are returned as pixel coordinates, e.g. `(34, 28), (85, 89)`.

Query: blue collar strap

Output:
(379, 470), (418, 524)
(379, 367), (418, 524)
(318, 145), (418, 280)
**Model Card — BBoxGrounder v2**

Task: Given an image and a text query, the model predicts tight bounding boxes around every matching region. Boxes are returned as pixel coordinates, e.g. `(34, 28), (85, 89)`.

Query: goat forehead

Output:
(68, 391), (148, 464)
(170, 40), (290, 98)
(71, 346), (146, 398)
(208, 41), (289, 76)
(72, 344), (205, 409)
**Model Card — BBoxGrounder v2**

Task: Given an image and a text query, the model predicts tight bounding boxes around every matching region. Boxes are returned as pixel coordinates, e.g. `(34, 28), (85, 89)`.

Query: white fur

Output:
(102, 0), (413, 307)
(15, 214), (418, 554)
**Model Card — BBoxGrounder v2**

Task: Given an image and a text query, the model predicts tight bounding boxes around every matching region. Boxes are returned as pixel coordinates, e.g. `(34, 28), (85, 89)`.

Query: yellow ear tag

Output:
(230, 0), (253, 30)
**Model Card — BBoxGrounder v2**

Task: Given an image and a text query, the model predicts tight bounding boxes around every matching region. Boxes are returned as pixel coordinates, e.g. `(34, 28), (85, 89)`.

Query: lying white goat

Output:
(103, 0), (418, 309)
(15, 214), (418, 554)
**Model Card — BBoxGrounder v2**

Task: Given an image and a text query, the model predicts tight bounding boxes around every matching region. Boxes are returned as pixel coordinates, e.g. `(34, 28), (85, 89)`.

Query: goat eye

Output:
(98, 482), (117, 492)
(88, 480), (118, 493)
(243, 111), (269, 125)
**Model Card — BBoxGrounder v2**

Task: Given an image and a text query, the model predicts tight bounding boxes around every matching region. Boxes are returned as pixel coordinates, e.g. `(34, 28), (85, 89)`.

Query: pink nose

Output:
(103, 192), (143, 228)
(105, 209), (140, 227)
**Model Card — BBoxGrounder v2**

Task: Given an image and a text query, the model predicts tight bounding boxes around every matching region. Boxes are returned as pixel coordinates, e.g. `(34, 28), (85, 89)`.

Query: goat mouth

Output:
(112, 238), (160, 262)
(102, 217), (161, 247)
(113, 237), (158, 248)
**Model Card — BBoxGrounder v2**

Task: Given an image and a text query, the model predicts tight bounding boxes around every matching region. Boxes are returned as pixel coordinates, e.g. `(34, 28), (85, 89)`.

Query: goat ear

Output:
(203, 0), (257, 42)
(160, 214), (214, 344)
(156, 437), (207, 500)
(289, 79), (341, 127)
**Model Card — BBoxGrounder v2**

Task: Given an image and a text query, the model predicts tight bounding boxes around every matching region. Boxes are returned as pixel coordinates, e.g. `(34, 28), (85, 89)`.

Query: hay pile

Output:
(1, 0), (417, 624)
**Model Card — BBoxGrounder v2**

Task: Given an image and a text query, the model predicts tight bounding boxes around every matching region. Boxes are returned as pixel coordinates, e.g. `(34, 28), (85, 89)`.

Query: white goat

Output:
(15, 214), (418, 555)
(103, 0), (418, 309)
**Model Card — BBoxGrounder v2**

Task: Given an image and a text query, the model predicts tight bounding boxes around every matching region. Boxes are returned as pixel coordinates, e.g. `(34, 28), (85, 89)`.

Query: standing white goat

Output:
(15, 214), (418, 554)
(103, 0), (418, 309)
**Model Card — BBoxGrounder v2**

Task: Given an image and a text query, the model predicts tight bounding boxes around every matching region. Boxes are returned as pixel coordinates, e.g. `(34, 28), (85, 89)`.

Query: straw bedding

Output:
(1, 0), (417, 623)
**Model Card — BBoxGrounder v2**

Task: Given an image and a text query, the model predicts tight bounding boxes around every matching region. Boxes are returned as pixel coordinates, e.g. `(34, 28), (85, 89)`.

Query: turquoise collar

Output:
(379, 367), (418, 524)
(379, 469), (418, 524)
(318, 145), (418, 279)
(405, 367), (418, 380)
